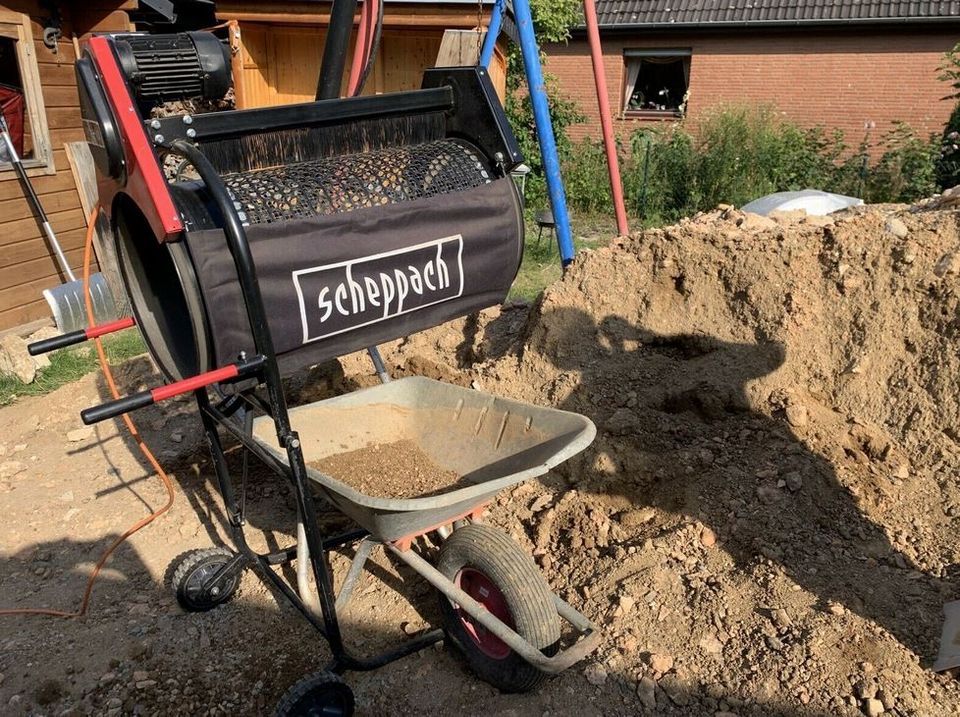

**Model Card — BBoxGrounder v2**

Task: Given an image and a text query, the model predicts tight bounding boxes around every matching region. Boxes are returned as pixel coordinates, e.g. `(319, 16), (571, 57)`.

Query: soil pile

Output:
(351, 203), (960, 715)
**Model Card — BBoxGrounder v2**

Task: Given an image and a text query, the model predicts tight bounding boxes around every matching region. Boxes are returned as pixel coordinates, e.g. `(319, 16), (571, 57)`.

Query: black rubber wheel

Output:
(169, 547), (241, 612)
(436, 523), (560, 693)
(274, 672), (354, 717)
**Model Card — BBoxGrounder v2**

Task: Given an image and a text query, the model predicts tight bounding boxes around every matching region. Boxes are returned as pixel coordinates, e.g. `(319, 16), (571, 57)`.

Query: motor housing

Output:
(113, 32), (231, 108)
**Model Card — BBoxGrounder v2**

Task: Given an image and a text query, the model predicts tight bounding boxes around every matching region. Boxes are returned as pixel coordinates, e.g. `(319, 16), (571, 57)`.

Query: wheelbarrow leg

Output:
(285, 429), (349, 664)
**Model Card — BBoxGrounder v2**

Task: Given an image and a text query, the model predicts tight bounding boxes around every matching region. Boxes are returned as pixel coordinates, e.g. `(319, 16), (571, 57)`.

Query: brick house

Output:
(547, 0), (960, 146)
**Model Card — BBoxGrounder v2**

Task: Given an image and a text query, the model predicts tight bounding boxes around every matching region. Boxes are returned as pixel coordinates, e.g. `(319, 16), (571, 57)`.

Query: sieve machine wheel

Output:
(273, 672), (354, 717)
(169, 546), (241, 612)
(435, 523), (561, 693)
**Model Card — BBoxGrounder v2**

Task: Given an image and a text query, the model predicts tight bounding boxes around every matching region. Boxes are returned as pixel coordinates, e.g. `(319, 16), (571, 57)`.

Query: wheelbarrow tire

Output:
(436, 523), (560, 693)
(169, 547), (241, 612)
(274, 671), (354, 717)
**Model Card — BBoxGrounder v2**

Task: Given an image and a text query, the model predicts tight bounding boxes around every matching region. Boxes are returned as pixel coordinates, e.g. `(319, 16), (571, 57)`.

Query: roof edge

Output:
(577, 15), (960, 33)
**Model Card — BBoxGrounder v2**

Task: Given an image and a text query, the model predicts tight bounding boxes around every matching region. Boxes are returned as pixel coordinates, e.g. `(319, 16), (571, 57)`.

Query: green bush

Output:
(867, 122), (939, 202)
(935, 42), (960, 189)
(561, 105), (940, 221)
(937, 106), (960, 189)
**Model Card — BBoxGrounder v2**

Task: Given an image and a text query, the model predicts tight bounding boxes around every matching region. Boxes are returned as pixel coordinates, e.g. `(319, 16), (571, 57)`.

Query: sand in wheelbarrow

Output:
(309, 439), (462, 499)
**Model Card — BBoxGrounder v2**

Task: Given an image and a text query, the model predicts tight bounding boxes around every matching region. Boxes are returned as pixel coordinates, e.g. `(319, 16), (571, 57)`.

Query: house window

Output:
(623, 49), (691, 117)
(0, 12), (52, 171)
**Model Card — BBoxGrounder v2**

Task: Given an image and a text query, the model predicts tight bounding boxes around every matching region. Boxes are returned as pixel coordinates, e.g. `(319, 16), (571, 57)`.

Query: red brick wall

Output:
(546, 27), (959, 149)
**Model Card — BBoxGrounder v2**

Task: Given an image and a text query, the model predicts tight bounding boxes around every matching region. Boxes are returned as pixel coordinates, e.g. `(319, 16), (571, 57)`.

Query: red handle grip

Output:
(151, 365), (240, 402)
(81, 356), (265, 424)
(86, 316), (136, 339)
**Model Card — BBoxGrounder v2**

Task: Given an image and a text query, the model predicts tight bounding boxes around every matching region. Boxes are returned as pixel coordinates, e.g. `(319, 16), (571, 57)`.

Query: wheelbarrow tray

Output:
(251, 376), (596, 541)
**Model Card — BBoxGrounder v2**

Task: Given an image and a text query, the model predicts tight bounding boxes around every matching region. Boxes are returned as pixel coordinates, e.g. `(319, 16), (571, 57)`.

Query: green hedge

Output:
(557, 106), (941, 224)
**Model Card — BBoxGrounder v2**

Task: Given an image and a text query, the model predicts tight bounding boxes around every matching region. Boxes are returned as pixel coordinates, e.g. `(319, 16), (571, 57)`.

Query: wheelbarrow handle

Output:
(28, 317), (136, 356)
(80, 356), (266, 425)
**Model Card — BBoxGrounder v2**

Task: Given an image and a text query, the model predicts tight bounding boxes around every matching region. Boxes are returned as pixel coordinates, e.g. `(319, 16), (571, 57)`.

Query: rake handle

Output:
(1, 114), (75, 282)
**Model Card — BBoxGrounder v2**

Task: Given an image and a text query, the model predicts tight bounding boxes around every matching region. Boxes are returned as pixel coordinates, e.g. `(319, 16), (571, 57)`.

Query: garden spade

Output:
(0, 113), (116, 332)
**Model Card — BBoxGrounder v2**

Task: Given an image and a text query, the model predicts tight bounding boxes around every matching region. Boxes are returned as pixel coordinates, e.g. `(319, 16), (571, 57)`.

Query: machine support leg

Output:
(367, 346), (391, 384)
(512, 0), (576, 266)
(583, 0), (630, 237)
(479, 0), (505, 68)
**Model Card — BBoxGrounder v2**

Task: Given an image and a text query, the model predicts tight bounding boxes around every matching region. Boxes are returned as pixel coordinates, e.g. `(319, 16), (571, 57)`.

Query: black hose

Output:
(354, 0), (385, 97)
(317, 0), (359, 100)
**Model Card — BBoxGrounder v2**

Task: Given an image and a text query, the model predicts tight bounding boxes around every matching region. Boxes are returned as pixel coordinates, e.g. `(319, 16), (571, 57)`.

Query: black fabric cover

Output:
(186, 178), (523, 375)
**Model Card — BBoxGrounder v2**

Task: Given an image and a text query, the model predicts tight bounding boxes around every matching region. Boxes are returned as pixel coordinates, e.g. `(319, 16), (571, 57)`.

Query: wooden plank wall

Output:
(223, 3), (508, 109)
(237, 23), (448, 107)
(0, 1), (131, 331)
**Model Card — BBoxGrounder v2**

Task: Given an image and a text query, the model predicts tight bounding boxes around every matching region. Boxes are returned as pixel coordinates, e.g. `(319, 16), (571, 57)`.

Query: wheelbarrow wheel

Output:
(436, 523), (560, 693)
(274, 671), (354, 717)
(169, 547), (241, 612)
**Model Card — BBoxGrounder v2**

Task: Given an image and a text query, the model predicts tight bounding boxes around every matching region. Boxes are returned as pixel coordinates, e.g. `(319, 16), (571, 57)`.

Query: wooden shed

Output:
(0, 1), (134, 332)
(216, 0), (508, 109)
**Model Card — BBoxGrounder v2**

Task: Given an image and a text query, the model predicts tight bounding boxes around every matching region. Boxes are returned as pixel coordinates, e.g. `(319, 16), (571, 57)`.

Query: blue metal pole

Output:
(512, 0), (575, 265)
(479, 0), (505, 68)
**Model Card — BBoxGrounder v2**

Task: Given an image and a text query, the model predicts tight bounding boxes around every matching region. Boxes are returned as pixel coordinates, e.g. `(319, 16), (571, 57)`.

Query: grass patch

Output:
(0, 329), (146, 407)
(510, 212), (616, 302)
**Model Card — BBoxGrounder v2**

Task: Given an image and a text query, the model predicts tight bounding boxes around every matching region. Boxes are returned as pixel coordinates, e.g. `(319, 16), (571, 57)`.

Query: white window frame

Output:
(623, 48), (692, 118)
(0, 10), (54, 173)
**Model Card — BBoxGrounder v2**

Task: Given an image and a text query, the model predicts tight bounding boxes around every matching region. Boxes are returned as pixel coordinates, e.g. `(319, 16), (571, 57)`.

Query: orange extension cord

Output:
(0, 207), (175, 618)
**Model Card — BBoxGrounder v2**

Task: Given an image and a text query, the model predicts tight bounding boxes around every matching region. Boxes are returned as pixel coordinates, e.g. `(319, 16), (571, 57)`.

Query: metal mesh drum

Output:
(221, 140), (494, 226)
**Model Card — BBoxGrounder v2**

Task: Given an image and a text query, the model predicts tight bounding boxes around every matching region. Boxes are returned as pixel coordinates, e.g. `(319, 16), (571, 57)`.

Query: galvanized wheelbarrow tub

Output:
(251, 376), (596, 542)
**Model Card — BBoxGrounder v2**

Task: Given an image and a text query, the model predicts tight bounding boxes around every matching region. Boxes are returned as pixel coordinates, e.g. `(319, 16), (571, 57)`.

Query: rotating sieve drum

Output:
(76, 31), (525, 380)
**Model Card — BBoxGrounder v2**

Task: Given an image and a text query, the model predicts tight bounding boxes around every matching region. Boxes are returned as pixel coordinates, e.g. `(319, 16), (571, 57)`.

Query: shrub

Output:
(937, 105), (960, 189)
(562, 106), (940, 221)
(867, 122), (939, 202)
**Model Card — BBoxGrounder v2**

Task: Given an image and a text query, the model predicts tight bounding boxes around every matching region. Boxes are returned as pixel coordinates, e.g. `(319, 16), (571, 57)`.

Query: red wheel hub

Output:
(454, 567), (513, 659)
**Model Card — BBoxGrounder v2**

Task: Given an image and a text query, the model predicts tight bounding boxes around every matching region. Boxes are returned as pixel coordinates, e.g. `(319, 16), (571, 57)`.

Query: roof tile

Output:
(596, 0), (960, 25)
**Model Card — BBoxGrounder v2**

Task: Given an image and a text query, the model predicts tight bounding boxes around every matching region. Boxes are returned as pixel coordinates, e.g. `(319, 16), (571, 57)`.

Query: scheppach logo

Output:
(292, 236), (465, 345)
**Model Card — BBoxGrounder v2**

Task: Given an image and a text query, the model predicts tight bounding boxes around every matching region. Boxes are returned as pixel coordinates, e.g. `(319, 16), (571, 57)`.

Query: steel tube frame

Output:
(166, 140), (444, 674)
(388, 544), (601, 673)
(511, 0), (576, 265)
(478, 0), (505, 68)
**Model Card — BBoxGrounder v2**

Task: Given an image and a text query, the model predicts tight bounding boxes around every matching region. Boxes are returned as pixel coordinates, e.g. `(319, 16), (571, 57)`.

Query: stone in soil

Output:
(0, 334), (36, 384)
(66, 427), (94, 443)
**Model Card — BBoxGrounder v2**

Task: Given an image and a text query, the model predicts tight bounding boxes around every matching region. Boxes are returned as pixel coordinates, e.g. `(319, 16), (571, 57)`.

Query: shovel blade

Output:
(42, 273), (119, 334)
(934, 600), (960, 672)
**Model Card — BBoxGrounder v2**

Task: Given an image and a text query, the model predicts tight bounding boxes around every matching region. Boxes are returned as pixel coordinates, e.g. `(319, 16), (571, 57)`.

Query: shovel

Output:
(0, 113), (116, 332)
(935, 600), (960, 674)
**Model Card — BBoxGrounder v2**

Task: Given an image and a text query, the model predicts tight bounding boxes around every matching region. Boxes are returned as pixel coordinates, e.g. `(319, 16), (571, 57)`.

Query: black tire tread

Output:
(170, 546), (240, 611)
(273, 671), (353, 717)
(437, 523), (560, 692)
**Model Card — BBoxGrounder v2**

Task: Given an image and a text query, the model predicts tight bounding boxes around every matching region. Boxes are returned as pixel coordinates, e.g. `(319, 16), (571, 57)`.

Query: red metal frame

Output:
(583, 0), (629, 236)
(391, 505), (487, 552)
(86, 316), (136, 339)
(86, 36), (184, 242)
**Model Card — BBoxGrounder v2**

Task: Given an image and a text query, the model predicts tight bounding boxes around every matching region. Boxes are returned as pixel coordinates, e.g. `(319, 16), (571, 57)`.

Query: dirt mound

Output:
(353, 204), (960, 715)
